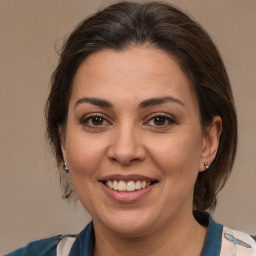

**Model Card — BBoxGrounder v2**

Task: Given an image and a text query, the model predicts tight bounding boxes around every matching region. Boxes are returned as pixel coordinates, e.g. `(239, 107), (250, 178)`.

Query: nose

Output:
(107, 123), (146, 165)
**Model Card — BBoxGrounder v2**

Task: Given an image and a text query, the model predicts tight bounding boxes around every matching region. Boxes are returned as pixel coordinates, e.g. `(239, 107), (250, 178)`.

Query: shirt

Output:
(4, 212), (256, 256)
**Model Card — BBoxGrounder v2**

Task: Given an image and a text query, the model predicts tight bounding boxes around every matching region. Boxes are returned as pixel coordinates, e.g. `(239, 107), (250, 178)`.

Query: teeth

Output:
(113, 180), (118, 190)
(106, 180), (113, 189)
(127, 181), (135, 191)
(135, 180), (142, 190)
(105, 180), (152, 192)
(119, 181), (126, 191)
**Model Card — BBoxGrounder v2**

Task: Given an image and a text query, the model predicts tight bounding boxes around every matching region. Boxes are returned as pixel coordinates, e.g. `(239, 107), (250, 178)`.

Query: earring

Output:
(204, 162), (210, 170)
(64, 162), (69, 174)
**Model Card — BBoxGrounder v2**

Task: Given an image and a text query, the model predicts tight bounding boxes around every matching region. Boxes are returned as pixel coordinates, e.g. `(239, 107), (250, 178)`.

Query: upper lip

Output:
(99, 174), (157, 182)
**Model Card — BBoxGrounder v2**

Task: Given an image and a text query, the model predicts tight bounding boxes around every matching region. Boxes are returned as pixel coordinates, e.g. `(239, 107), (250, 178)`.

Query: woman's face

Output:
(61, 46), (211, 236)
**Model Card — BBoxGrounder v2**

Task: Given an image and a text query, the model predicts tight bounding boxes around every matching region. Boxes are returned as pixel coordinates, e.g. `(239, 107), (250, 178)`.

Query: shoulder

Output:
(4, 222), (94, 256)
(220, 226), (256, 256)
(195, 211), (256, 256)
(4, 235), (63, 256)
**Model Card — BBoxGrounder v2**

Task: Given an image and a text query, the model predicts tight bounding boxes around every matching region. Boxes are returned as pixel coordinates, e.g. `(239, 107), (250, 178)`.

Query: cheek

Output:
(64, 133), (107, 213)
(147, 131), (203, 179)
(147, 135), (202, 209)
(65, 131), (106, 178)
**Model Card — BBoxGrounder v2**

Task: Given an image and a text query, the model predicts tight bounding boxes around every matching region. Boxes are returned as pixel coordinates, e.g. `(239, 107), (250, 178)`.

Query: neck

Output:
(93, 212), (207, 256)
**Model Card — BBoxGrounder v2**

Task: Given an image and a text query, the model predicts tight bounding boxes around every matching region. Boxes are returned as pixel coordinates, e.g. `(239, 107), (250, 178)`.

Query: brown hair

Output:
(45, 1), (237, 211)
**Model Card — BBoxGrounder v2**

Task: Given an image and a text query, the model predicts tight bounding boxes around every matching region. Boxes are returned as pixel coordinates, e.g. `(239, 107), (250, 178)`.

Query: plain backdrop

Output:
(0, 0), (255, 254)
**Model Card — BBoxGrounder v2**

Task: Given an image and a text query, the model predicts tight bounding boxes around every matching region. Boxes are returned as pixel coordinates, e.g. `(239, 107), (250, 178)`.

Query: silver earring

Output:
(204, 162), (210, 170)
(64, 162), (69, 174)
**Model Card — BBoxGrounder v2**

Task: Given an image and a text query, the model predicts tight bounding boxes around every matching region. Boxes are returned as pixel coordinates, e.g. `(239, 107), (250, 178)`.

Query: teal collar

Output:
(70, 211), (223, 256)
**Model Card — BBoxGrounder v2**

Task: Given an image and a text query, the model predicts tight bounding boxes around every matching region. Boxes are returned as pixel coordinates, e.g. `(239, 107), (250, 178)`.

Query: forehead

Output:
(70, 46), (198, 110)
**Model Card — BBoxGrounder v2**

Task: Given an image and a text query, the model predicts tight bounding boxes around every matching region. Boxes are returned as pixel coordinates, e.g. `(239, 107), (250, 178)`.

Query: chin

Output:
(106, 222), (153, 238)
(96, 210), (158, 238)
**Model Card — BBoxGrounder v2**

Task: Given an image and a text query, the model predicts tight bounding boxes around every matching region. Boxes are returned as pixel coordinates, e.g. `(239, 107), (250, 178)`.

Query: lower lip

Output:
(100, 183), (155, 203)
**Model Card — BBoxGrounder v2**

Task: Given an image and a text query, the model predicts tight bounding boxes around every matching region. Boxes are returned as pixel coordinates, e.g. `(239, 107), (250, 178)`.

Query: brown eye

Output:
(153, 116), (167, 126)
(91, 116), (104, 126)
(81, 114), (110, 127)
(146, 114), (176, 127)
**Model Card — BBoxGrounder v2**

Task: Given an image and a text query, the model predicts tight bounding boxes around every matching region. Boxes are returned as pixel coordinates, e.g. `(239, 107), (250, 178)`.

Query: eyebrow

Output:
(139, 96), (185, 108)
(74, 97), (113, 108)
(74, 96), (185, 109)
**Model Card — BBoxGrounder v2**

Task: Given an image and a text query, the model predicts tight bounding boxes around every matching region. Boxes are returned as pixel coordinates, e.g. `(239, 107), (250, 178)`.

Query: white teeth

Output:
(106, 180), (113, 189)
(135, 181), (142, 190)
(113, 180), (119, 190)
(119, 181), (126, 191)
(127, 181), (136, 191)
(105, 180), (152, 192)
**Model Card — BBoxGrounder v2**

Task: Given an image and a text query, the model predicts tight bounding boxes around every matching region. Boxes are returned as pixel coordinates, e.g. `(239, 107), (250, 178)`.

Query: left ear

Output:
(199, 116), (222, 172)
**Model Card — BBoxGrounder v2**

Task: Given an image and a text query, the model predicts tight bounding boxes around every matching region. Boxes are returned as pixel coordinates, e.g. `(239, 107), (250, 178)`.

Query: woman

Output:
(5, 1), (256, 256)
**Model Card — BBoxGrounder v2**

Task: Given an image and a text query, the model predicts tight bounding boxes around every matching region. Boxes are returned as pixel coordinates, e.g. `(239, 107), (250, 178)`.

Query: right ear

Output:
(58, 125), (67, 162)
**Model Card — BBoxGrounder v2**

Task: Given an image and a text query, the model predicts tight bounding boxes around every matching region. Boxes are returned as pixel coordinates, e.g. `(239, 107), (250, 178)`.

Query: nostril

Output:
(108, 154), (141, 166)
(106, 134), (146, 164)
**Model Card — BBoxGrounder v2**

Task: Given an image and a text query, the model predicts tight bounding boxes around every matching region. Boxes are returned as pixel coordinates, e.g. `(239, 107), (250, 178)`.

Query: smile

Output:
(100, 174), (158, 193)
(99, 175), (158, 203)
(105, 180), (151, 192)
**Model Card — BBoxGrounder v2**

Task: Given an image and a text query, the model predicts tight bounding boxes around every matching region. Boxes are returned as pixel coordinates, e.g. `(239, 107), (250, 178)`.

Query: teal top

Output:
(5, 212), (224, 256)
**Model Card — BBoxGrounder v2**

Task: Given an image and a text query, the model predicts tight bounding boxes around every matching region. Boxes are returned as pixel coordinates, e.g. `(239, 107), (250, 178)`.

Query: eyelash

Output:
(80, 113), (111, 127)
(145, 113), (177, 127)
(80, 113), (177, 128)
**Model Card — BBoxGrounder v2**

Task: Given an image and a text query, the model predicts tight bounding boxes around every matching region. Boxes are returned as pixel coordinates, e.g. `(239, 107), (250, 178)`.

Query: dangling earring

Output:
(204, 162), (210, 170)
(64, 162), (69, 174)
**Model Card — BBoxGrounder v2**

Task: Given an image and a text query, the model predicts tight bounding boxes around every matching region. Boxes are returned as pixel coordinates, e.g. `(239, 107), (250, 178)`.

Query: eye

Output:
(81, 114), (110, 127)
(146, 114), (176, 127)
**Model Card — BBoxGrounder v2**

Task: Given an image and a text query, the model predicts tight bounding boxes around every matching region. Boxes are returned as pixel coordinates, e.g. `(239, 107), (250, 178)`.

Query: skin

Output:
(60, 46), (222, 256)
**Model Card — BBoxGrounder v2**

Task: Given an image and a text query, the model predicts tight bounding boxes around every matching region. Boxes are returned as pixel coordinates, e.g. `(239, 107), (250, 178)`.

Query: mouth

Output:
(99, 175), (158, 193)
